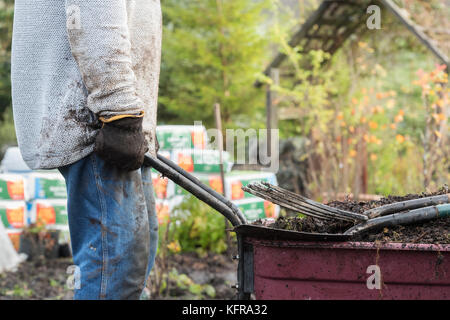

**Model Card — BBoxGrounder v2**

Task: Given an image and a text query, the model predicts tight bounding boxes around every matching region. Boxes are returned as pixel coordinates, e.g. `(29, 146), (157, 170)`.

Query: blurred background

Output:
(1, 0), (448, 197)
(0, 0), (448, 299)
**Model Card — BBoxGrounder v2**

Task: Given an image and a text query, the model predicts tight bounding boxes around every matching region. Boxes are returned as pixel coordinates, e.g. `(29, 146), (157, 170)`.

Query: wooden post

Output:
(266, 68), (279, 157)
(214, 103), (232, 253)
(361, 139), (368, 194)
(214, 103), (226, 196)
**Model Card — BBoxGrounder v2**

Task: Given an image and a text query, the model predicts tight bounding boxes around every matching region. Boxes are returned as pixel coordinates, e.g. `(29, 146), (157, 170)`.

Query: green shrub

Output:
(160, 195), (230, 255)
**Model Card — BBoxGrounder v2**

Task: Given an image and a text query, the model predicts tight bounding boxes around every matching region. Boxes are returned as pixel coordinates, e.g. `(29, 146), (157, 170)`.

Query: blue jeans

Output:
(59, 153), (158, 300)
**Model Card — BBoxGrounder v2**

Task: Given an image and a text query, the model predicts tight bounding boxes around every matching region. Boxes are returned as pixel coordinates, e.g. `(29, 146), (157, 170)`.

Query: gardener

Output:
(11, 1), (162, 300)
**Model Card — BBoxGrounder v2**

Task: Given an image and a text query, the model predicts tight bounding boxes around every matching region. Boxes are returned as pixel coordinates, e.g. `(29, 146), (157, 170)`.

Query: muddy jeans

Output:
(58, 153), (158, 300)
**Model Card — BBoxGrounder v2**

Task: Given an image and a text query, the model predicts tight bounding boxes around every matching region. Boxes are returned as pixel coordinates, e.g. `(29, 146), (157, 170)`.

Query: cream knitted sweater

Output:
(11, 0), (162, 169)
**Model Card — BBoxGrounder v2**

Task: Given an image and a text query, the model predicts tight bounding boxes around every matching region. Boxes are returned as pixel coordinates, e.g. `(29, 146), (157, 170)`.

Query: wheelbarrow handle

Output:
(365, 194), (450, 218)
(154, 154), (247, 224)
(345, 203), (450, 236)
(143, 154), (246, 226)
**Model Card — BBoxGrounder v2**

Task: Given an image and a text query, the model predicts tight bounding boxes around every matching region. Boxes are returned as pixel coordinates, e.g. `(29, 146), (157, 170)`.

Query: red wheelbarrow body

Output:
(144, 154), (450, 300)
(245, 239), (450, 300)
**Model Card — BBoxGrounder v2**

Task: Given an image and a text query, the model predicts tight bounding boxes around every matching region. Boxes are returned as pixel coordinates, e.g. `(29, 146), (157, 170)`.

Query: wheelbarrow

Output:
(144, 154), (450, 300)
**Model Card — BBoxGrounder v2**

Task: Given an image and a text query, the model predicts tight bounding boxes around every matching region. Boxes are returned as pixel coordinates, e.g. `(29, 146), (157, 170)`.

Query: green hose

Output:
(346, 203), (450, 236)
(437, 203), (450, 218)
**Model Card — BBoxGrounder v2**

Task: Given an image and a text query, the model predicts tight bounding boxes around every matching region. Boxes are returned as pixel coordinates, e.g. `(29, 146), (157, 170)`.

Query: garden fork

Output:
(243, 182), (450, 229)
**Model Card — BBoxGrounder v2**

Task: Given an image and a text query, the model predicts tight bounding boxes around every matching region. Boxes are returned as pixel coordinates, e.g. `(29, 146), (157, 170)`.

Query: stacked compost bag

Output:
(0, 173), (28, 252)
(26, 172), (69, 242)
(1, 124), (280, 253)
(154, 125), (280, 223)
(0, 150), (69, 252)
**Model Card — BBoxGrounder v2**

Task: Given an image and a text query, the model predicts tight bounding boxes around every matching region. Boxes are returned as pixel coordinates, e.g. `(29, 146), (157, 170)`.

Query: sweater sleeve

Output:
(65, 0), (142, 117)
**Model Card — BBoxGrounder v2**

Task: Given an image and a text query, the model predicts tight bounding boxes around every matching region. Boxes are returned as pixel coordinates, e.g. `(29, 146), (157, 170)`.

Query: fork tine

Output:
(242, 186), (335, 220)
(243, 183), (360, 222)
(244, 184), (355, 221)
(260, 182), (368, 221)
(244, 182), (367, 222)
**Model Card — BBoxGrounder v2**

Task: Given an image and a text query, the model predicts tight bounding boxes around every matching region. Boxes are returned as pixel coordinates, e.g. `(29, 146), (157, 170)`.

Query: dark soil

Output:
(0, 252), (237, 300)
(171, 252), (237, 299)
(354, 218), (449, 244)
(0, 258), (74, 300)
(148, 252), (237, 300)
(263, 187), (450, 244)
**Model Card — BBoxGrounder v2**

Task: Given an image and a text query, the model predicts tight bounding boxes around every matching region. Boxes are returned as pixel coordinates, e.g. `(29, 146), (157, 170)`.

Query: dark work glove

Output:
(94, 115), (149, 171)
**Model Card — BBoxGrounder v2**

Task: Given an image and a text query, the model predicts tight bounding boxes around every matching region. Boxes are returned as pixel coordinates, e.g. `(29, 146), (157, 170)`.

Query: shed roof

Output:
(261, 0), (449, 81)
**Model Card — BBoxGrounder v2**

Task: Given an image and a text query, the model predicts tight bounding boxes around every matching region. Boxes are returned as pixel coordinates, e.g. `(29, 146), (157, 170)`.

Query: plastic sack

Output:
(0, 219), (26, 273)
(0, 147), (31, 173)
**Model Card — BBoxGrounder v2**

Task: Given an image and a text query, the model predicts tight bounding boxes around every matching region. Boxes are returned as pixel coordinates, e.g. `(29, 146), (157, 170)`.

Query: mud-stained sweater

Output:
(11, 0), (162, 169)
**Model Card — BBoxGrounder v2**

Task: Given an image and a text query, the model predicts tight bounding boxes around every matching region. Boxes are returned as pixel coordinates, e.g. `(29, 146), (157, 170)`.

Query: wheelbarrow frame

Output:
(145, 155), (450, 300)
(144, 154), (351, 300)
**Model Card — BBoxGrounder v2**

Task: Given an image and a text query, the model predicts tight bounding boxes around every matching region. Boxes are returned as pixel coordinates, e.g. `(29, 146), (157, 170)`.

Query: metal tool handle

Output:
(143, 154), (246, 226)
(365, 194), (450, 218)
(345, 203), (450, 236)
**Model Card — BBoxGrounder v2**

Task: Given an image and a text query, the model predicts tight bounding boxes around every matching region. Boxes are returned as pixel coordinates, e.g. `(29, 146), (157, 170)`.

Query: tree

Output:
(158, 0), (271, 128)
(0, 0), (16, 151)
(0, 0), (14, 121)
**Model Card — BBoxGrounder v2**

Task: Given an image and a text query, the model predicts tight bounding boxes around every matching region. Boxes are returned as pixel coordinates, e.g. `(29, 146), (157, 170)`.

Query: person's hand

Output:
(94, 113), (148, 171)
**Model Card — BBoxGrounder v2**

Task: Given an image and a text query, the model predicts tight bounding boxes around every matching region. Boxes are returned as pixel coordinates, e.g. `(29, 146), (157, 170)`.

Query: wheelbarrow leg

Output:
(143, 155), (252, 299)
(236, 234), (253, 300)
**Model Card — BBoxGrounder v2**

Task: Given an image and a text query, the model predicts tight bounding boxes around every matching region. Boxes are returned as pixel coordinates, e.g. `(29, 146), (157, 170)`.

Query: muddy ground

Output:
(148, 252), (237, 300)
(266, 188), (449, 244)
(2, 188), (448, 300)
(0, 258), (74, 300)
(0, 252), (237, 300)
